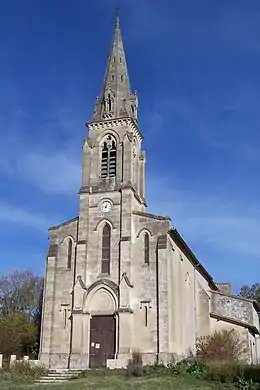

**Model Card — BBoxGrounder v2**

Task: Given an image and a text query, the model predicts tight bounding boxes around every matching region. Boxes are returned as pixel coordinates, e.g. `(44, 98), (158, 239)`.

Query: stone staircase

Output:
(35, 369), (82, 384)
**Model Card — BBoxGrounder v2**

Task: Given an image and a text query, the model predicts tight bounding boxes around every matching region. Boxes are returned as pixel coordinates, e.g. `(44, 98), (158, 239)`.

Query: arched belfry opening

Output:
(100, 135), (117, 179)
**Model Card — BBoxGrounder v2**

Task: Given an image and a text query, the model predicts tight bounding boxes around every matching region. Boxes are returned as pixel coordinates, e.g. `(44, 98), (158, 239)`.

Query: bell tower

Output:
(79, 14), (146, 203)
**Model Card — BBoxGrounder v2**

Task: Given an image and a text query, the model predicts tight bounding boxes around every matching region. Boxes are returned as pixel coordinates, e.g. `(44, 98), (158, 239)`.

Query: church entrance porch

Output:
(89, 315), (116, 368)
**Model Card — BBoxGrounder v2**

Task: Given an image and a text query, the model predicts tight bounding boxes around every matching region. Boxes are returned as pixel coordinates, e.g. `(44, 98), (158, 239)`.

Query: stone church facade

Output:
(39, 16), (260, 369)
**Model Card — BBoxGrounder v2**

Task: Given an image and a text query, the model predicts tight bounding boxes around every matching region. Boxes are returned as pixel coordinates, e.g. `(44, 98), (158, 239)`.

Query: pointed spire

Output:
(90, 13), (138, 122)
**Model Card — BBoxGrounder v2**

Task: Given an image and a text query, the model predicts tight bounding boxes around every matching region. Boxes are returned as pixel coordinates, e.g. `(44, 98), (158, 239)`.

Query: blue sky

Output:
(0, 0), (260, 292)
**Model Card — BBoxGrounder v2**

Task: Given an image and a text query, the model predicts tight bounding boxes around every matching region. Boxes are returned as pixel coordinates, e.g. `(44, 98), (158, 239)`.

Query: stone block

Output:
(10, 355), (16, 366)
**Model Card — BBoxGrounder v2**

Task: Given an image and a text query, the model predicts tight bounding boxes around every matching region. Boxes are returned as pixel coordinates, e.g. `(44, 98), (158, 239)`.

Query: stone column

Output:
(122, 135), (133, 185)
(117, 309), (133, 367)
(76, 193), (89, 282)
(39, 252), (57, 368)
(157, 235), (169, 364)
(82, 313), (91, 368)
(69, 311), (90, 369)
(172, 252), (183, 356)
(81, 140), (91, 188)
(139, 151), (146, 200)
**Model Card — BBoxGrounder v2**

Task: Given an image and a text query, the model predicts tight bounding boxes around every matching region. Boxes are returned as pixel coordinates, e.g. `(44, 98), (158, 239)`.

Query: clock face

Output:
(100, 200), (112, 213)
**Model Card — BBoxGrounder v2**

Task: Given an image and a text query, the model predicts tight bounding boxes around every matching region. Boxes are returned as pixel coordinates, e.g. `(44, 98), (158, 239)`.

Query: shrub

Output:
(146, 362), (170, 376)
(196, 329), (247, 363)
(242, 365), (260, 384)
(126, 350), (144, 377)
(0, 361), (47, 383)
(185, 360), (208, 379)
(205, 361), (244, 383)
(169, 359), (207, 379)
(9, 361), (47, 379)
(237, 379), (260, 390)
(70, 368), (124, 380)
(131, 350), (143, 365)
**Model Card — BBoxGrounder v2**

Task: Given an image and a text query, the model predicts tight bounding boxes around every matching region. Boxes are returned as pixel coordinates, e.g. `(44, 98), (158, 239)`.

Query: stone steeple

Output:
(90, 14), (138, 122)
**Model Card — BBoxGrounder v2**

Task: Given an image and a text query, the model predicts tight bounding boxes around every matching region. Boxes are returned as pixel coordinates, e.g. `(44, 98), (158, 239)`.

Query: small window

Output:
(63, 309), (67, 328)
(113, 57), (115, 62)
(144, 306), (148, 327)
(111, 75), (114, 81)
(101, 223), (111, 274)
(67, 239), (72, 269)
(120, 57), (122, 63)
(121, 75), (123, 82)
(144, 233), (149, 264)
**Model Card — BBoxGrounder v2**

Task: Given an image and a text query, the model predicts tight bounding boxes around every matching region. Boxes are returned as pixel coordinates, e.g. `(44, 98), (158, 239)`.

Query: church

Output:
(39, 15), (260, 369)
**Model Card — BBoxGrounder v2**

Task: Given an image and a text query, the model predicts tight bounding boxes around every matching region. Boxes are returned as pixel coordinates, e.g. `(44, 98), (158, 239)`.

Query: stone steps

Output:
(35, 369), (82, 384)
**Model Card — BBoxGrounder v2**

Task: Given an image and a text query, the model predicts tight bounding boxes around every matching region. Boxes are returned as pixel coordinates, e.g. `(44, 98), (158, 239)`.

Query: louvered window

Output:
(101, 142), (108, 178)
(109, 141), (116, 177)
(101, 223), (111, 274)
(101, 137), (117, 178)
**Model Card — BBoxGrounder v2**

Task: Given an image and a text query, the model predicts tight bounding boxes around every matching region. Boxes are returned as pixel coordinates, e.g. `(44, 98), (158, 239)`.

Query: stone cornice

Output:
(86, 117), (143, 142)
(49, 216), (79, 231)
(79, 183), (147, 207)
(132, 210), (171, 221)
(116, 307), (134, 314)
(210, 313), (260, 335)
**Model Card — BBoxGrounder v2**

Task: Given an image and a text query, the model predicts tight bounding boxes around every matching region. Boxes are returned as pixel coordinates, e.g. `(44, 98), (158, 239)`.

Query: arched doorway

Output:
(89, 315), (116, 368)
(85, 282), (118, 368)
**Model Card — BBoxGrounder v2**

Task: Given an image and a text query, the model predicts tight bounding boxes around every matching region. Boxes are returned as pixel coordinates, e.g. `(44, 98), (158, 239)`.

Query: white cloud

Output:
(0, 101), (83, 195)
(0, 141), (81, 195)
(19, 151), (81, 195)
(0, 200), (52, 231)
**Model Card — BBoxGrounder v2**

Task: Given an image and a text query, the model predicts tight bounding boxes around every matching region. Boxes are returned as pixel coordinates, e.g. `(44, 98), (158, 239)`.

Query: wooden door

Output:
(89, 315), (116, 368)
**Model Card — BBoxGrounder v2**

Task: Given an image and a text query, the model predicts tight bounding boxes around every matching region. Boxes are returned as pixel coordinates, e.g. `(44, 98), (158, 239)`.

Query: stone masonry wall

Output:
(211, 291), (254, 327)
(132, 211), (170, 356)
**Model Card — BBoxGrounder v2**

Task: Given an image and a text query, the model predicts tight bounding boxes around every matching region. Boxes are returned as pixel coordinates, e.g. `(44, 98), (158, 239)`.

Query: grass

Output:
(0, 371), (236, 390)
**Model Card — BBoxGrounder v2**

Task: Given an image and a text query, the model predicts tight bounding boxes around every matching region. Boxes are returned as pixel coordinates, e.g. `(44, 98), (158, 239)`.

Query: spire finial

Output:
(115, 7), (120, 28)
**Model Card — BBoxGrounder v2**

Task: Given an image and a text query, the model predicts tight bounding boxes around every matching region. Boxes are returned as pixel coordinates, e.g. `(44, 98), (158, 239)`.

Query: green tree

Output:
(0, 270), (43, 358)
(239, 283), (260, 302)
(0, 314), (38, 357)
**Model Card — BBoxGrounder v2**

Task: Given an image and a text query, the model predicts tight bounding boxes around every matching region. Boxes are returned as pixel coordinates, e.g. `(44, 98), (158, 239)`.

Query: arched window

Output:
(67, 239), (73, 269)
(101, 135), (117, 178)
(144, 233), (149, 264)
(101, 223), (111, 274)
